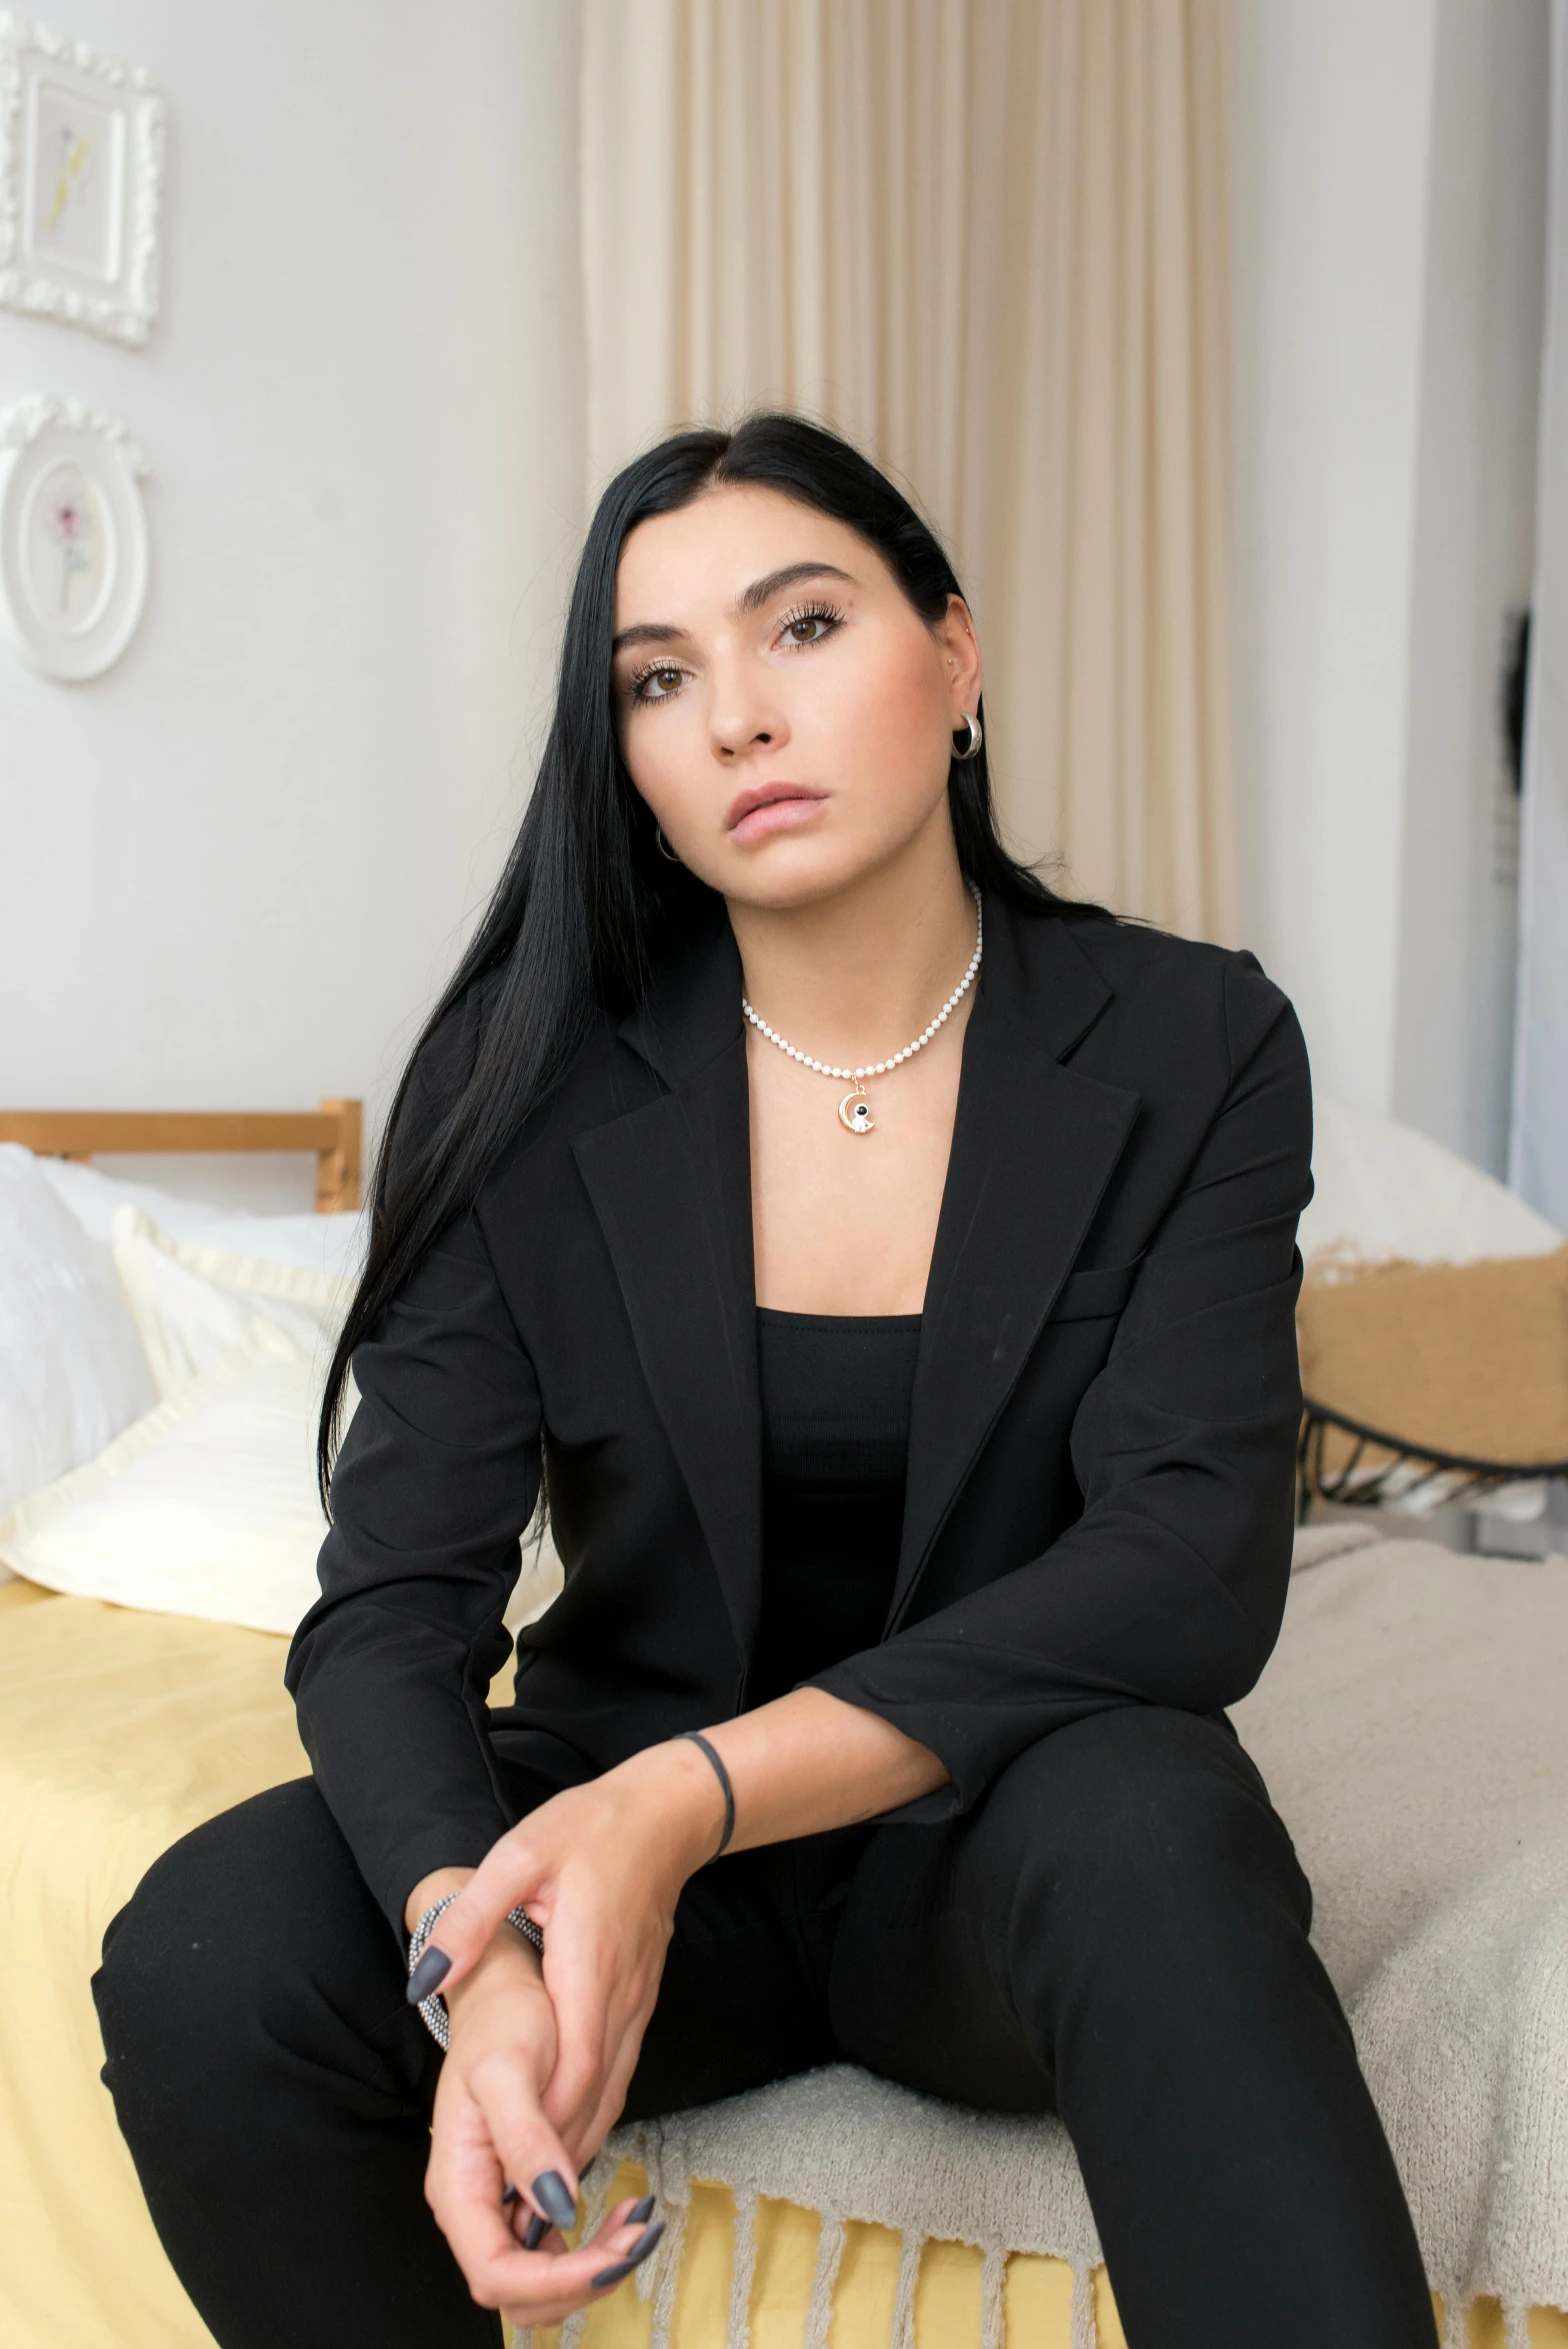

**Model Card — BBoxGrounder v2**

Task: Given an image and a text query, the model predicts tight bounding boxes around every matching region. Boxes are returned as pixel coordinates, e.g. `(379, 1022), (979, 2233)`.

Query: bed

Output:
(1, 1102), (1565, 2349)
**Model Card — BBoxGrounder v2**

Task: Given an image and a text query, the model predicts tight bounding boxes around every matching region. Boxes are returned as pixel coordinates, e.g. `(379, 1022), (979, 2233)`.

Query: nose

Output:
(707, 648), (788, 761)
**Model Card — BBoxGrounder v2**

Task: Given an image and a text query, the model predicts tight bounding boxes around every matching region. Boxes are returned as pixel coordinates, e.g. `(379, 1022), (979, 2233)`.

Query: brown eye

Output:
(631, 664), (686, 703)
(777, 603), (843, 651)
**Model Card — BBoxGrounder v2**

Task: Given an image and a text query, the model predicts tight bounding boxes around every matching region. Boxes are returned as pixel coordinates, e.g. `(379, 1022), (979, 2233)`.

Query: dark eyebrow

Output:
(610, 562), (856, 656)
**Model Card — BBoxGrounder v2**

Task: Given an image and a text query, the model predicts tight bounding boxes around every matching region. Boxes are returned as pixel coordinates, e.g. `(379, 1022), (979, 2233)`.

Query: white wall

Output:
(1233, 0), (1550, 1174)
(1511, 0), (1568, 1226)
(0, 1), (586, 1205)
(1392, 0), (1551, 1169)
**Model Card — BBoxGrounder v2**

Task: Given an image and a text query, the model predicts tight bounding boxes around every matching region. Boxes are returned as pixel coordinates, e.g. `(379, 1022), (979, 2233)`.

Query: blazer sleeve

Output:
(808, 955), (1312, 1820)
(285, 1063), (542, 1939)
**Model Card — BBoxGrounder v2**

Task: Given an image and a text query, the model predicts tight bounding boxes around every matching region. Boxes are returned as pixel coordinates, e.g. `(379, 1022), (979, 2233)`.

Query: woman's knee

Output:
(94, 1778), (398, 2121)
(979, 1705), (1312, 1942)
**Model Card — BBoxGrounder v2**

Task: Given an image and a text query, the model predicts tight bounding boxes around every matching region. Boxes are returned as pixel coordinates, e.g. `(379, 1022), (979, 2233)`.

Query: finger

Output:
(578, 2192), (657, 2246)
(502, 2187), (567, 2254)
(572, 2050), (640, 2176)
(535, 1930), (616, 2147)
(406, 1845), (543, 2002)
(587, 2215), (666, 2292)
(508, 2200), (553, 2253)
(561, 1997), (650, 2174)
(547, 1964), (655, 2166)
(427, 2067), (641, 2323)
(432, 2144), (549, 2306)
(468, 2050), (580, 2232)
(497, 2207), (665, 2329)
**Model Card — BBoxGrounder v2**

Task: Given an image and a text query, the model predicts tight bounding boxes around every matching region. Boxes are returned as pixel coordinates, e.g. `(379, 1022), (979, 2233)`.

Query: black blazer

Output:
(286, 892), (1312, 1935)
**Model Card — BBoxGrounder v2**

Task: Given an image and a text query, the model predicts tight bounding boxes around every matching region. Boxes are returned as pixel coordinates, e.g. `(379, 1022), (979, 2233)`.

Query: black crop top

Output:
(748, 1308), (922, 1709)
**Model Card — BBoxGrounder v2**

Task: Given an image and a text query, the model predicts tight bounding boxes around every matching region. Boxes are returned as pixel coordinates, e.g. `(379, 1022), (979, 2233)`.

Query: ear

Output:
(937, 594), (983, 724)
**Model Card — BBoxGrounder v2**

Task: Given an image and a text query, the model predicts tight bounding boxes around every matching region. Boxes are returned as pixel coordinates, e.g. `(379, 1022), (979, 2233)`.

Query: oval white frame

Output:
(0, 394), (149, 681)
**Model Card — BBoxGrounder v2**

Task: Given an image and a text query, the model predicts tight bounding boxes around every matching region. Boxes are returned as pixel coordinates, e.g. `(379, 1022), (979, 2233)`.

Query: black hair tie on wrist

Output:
(676, 1730), (736, 1858)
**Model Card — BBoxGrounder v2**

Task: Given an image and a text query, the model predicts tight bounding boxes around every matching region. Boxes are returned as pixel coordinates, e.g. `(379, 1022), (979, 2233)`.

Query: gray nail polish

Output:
(522, 2211), (549, 2251)
(501, 2184), (519, 2206)
(591, 2218), (664, 2289)
(531, 2168), (578, 2229)
(627, 2194), (657, 2225)
(405, 1946), (451, 2004)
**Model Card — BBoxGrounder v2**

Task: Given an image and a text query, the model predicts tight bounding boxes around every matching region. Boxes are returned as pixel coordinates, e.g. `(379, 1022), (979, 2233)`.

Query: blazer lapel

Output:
(569, 893), (1141, 1660)
(889, 906), (1140, 1629)
(571, 915), (763, 1671)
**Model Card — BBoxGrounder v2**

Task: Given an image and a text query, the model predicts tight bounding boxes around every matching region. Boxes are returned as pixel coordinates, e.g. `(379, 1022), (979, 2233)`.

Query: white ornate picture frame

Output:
(0, 13), (166, 345)
(0, 393), (149, 679)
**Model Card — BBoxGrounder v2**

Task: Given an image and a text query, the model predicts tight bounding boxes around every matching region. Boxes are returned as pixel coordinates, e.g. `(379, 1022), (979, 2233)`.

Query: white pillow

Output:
(0, 1321), (328, 1632)
(37, 1153), (366, 1278)
(0, 1315), (564, 1637)
(1301, 1096), (1562, 1269)
(0, 1145), (155, 1520)
(111, 1206), (355, 1400)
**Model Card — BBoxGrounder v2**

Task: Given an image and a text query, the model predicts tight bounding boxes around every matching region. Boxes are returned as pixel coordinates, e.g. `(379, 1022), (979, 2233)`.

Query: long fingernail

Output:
(501, 2184), (519, 2206)
(531, 2169), (578, 2229)
(591, 2219), (664, 2289)
(405, 1947), (451, 2004)
(522, 2211), (550, 2250)
(627, 2194), (656, 2225)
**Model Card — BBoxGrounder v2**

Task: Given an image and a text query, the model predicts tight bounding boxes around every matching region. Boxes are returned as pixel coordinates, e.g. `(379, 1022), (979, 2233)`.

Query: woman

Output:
(94, 414), (1438, 2349)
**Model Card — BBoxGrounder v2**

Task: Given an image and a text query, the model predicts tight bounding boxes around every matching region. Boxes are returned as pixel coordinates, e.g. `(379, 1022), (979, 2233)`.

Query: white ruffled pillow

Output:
(1, 1204), (563, 1638)
(110, 1206), (355, 1401)
(0, 1308), (563, 1638)
(37, 1153), (366, 1280)
(0, 1146), (154, 1518)
(0, 1320), (330, 1633)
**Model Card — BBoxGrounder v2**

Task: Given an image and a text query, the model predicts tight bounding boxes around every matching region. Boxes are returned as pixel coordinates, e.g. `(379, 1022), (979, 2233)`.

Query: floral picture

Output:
(0, 394), (149, 681)
(0, 15), (165, 345)
(24, 459), (111, 633)
(27, 77), (122, 284)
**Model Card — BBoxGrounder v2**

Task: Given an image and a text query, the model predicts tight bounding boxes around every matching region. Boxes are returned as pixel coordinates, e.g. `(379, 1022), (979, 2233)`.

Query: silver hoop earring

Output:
(655, 825), (682, 864)
(952, 712), (984, 762)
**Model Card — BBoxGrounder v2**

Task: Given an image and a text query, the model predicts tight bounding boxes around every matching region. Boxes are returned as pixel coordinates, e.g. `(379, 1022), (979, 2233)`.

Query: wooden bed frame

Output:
(0, 1101), (362, 1213)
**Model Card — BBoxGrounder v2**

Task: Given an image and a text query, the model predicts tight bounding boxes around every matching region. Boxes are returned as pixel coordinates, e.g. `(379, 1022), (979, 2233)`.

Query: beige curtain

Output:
(581, 0), (1235, 940)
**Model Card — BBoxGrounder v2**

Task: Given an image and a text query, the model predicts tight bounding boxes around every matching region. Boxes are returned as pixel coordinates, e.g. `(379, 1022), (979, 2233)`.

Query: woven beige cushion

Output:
(1297, 1246), (1568, 1467)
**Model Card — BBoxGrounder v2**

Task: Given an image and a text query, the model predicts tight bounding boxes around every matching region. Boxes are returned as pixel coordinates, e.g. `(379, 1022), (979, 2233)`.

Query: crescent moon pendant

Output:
(838, 1089), (876, 1136)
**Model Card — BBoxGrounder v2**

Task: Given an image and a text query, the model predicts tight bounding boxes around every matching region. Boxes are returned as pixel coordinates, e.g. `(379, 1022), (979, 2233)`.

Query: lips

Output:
(726, 782), (826, 840)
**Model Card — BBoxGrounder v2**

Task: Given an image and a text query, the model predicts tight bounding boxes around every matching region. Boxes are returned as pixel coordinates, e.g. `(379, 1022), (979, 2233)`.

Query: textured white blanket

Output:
(1235, 1529), (1568, 2346)
(546, 1530), (1568, 2349)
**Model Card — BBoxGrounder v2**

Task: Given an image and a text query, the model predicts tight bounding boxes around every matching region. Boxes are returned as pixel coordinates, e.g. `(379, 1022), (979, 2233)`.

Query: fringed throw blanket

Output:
(570, 2068), (1103, 2349)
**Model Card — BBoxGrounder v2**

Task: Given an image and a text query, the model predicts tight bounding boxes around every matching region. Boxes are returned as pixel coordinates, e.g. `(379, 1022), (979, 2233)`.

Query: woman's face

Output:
(611, 484), (982, 907)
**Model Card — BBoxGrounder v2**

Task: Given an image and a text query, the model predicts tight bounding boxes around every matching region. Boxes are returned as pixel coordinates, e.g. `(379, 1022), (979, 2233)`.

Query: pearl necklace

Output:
(741, 883), (983, 1136)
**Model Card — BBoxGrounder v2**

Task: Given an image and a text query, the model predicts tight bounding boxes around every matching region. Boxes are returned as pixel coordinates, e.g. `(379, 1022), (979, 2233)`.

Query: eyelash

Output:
(624, 600), (846, 706)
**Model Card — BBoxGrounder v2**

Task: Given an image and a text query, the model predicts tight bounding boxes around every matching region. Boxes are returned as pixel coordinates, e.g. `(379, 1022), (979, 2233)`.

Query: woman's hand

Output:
(429, 1738), (726, 2164)
(410, 1694), (944, 2319)
(409, 1738), (725, 2318)
(424, 1924), (669, 2328)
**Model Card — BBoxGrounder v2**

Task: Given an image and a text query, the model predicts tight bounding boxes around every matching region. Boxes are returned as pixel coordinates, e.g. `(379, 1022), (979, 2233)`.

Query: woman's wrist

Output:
(442, 1913), (547, 2024)
(405, 1864), (475, 1939)
(614, 1735), (732, 1879)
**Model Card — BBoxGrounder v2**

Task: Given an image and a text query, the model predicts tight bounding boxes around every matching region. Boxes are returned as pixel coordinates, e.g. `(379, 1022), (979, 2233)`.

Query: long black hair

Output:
(317, 410), (1079, 1506)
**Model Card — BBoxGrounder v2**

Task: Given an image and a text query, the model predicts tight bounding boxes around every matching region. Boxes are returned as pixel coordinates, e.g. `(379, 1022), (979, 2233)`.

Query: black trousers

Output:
(93, 1705), (1437, 2349)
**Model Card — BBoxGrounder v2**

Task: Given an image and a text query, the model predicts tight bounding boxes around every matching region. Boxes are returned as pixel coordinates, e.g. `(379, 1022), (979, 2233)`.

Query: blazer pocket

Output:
(1048, 1255), (1145, 1323)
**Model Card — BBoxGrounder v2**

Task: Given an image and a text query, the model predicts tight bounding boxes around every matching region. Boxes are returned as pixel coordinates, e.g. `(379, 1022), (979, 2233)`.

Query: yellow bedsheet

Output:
(0, 1578), (1560, 2349)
